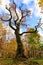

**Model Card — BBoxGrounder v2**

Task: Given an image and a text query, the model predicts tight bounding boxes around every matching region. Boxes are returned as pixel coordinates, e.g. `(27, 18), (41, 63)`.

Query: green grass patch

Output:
(33, 59), (43, 63)
(0, 58), (43, 65)
(0, 58), (13, 65)
(31, 58), (43, 65)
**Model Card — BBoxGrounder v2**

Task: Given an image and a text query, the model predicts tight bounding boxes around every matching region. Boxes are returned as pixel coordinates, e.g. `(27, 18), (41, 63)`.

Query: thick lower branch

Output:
(19, 30), (37, 35)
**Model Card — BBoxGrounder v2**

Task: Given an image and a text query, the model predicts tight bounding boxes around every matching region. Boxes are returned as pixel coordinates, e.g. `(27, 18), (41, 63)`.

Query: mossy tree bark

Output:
(14, 23), (25, 58)
(15, 29), (24, 57)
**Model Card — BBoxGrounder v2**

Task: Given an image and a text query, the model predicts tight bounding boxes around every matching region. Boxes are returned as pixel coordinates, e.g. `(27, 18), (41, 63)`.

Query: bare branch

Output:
(0, 6), (16, 30)
(10, 2), (19, 25)
(20, 23), (30, 28)
(20, 18), (43, 36)
(7, 7), (16, 30)
(19, 8), (31, 24)
(0, 16), (11, 22)
(14, 11), (19, 25)
(19, 30), (37, 35)
(35, 18), (43, 30)
(9, 20), (16, 30)
(13, 0), (16, 5)
(0, 7), (11, 21)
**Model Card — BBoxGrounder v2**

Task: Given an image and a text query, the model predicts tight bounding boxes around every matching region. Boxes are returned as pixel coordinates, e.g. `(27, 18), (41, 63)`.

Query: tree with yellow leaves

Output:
(2, 39), (17, 58)
(38, 0), (43, 15)
(38, 0), (43, 7)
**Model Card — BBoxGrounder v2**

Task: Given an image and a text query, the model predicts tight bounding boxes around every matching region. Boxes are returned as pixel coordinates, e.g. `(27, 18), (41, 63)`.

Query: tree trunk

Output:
(15, 29), (25, 58)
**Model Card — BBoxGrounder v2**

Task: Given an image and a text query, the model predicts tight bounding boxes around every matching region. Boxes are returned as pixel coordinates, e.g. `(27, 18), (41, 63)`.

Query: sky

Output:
(0, 0), (43, 36)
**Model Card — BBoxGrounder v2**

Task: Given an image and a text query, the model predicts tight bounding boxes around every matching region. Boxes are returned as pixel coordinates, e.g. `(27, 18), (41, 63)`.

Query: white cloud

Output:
(34, 6), (41, 17)
(38, 31), (43, 36)
(22, 0), (43, 18)
(33, 0), (40, 16)
(1, 0), (10, 7)
(23, 0), (33, 5)
(38, 28), (43, 36)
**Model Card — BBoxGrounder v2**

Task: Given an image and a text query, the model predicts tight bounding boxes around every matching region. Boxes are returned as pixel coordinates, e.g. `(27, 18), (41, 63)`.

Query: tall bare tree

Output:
(0, 0), (43, 58)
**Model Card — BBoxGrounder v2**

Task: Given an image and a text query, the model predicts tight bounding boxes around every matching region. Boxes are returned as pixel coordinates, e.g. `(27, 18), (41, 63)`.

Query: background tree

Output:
(38, 0), (43, 7)
(0, 22), (6, 42)
(25, 28), (40, 58)
(0, 0), (43, 58)
(2, 39), (17, 58)
(27, 28), (40, 45)
(0, 22), (7, 57)
(38, 0), (43, 14)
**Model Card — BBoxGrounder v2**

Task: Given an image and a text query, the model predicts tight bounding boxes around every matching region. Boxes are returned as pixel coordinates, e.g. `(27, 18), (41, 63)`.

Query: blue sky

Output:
(0, 0), (43, 36)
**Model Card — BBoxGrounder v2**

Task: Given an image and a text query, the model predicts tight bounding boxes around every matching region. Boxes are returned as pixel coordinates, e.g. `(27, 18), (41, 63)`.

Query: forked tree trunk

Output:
(15, 29), (25, 58)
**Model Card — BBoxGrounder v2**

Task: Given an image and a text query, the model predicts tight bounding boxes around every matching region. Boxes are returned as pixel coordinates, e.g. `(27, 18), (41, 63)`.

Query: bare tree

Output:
(0, 0), (43, 58)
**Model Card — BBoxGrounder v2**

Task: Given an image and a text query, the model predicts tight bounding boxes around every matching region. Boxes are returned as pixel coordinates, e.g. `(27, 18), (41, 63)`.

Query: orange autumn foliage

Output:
(2, 39), (17, 58)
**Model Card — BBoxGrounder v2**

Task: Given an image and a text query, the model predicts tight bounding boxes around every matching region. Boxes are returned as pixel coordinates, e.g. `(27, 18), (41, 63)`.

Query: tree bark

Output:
(15, 29), (25, 58)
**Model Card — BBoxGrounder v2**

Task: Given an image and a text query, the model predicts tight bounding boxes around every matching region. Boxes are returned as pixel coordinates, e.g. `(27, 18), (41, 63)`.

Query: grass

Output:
(30, 58), (43, 65)
(0, 58), (43, 65)
(0, 58), (13, 65)
(32, 59), (43, 63)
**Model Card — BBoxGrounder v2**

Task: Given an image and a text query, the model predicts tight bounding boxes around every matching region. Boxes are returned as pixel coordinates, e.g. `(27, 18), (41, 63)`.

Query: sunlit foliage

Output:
(27, 28), (40, 47)
(2, 39), (17, 58)
(38, 0), (43, 7)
